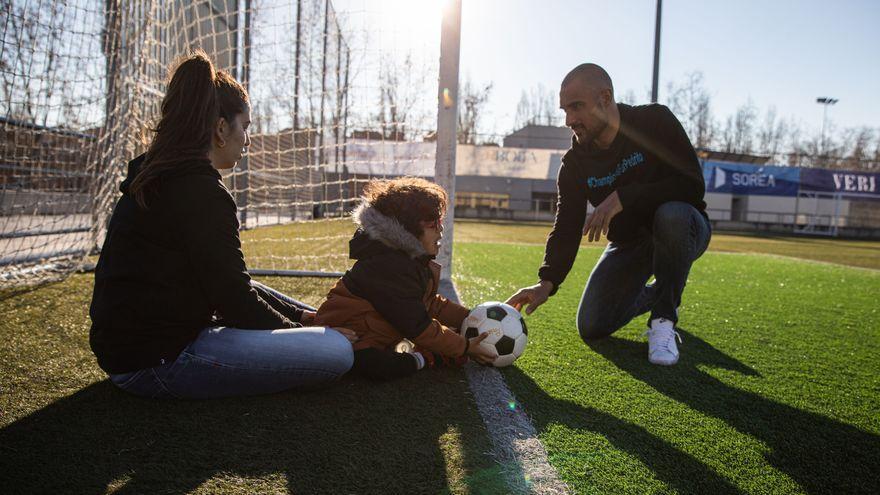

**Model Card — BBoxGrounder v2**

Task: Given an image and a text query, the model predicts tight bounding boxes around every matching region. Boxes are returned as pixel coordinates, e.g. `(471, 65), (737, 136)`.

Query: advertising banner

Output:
(703, 161), (800, 196)
(800, 168), (880, 197)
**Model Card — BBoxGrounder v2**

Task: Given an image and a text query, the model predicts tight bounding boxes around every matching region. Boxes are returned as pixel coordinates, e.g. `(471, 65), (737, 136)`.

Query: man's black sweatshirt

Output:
(89, 155), (303, 374)
(538, 103), (707, 294)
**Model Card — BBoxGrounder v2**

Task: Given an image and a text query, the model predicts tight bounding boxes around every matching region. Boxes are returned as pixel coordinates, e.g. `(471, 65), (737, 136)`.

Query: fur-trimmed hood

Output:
(350, 201), (429, 259)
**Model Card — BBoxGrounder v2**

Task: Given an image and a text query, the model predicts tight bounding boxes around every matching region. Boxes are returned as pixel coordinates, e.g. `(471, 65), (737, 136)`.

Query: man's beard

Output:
(573, 121), (606, 146)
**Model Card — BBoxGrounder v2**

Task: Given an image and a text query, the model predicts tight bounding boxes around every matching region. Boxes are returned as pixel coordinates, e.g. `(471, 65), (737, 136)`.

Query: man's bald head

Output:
(559, 64), (619, 147)
(561, 63), (614, 98)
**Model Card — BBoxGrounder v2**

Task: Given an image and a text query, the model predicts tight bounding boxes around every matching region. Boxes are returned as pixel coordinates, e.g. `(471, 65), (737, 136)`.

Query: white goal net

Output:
(1, 0), (448, 287)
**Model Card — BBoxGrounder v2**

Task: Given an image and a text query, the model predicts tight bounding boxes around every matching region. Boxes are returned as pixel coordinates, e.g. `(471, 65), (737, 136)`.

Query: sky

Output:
(8, 0), (878, 143)
(456, 0), (880, 138)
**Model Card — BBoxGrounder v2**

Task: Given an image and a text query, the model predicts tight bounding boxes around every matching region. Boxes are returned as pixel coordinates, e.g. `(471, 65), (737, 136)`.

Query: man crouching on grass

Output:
(506, 63), (711, 366)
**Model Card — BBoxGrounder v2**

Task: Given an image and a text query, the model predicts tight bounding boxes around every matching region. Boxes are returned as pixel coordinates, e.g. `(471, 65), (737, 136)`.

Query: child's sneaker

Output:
(412, 345), (468, 368)
(394, 339), (415, 353)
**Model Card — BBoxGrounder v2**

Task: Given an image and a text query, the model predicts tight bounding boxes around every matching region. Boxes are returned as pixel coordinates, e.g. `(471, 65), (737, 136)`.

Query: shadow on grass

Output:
(503, 367), (743, 495)
(586, 329), (880, 494)
(0, 280), (60, 302)
(0, 372), (506, 494)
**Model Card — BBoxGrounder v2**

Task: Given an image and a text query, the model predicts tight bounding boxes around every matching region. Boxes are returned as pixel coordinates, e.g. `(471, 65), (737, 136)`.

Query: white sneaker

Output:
(645, 318), (682, 366)
(394, 339), (415, 353)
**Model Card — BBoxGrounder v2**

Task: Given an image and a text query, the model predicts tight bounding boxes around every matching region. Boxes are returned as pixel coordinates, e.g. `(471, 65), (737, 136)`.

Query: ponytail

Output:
(129, 49), (248, 208)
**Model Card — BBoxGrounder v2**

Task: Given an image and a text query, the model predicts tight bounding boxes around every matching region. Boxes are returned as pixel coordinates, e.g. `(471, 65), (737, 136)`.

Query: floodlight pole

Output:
(816, 96), (838, 156)
(651, 0), (662, 103)
(435, 0), (461, 281)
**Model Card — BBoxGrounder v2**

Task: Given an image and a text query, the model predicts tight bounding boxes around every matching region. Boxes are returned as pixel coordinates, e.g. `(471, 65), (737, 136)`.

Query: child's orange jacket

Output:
(316, 203), (469, 357)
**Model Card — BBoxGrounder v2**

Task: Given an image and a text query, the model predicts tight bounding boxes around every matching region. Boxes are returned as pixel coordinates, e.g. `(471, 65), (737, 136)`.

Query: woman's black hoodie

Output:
(89, 155), (302, 374)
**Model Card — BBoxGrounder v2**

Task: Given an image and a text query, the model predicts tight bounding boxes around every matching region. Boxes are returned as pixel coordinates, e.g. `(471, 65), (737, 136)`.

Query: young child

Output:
(316, 177), (495, 380)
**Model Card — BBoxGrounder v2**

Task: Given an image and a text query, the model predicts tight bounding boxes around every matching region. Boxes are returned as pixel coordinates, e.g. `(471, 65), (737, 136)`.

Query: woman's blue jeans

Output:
(108, 283), (354, 399)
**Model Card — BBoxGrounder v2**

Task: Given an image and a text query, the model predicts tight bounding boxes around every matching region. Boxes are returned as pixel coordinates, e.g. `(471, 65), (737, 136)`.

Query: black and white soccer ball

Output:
(462, 301), (528, 367)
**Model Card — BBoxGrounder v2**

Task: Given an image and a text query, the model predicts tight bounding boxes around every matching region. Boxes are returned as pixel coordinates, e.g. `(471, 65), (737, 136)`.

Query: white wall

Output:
(704, 193), (732, 220)
(794, 196), (852, 227)
(743, 196), (798, 224)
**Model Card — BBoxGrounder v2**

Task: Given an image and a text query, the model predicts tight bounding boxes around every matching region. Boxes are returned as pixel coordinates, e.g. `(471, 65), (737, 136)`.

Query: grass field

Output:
(455, 241), (880, 494)
(2, 221), (879, 494)
(455, 219), (880, 270)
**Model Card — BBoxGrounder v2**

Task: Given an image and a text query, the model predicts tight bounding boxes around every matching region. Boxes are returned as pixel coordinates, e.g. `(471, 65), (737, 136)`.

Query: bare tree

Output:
(872, 130), (880, 170)
(513, 84), (561, 130)
(756, 107), (789, 161)
(457, 76), (492, 145)
(872, 131), (880, 170)
(0, 0), (17, 116)
(717, 100), (758, 154)
(665, 72), (714, 149)
(838, 126), (875, 170)
(618, 89), (639, 105)
(2, 0), (43, 121)
(788, 122), (825, 168)
(374, 54), (430, 140)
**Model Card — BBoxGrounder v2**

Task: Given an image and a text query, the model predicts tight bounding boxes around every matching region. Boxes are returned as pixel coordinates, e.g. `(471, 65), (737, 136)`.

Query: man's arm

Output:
(507, 162), (588, 315)
(616, 105), (705, 216)
(537, 163), (589, 295)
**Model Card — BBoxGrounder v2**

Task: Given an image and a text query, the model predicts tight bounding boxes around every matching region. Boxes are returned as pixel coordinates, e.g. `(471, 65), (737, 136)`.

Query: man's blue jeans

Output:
(108, 283), (354, 399)
(577, 202), (711, 341)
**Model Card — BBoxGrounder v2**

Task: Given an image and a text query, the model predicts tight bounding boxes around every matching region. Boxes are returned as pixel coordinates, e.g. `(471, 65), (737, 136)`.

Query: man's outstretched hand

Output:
(583, 191), (622, 242)
(505, 280), (554, 315)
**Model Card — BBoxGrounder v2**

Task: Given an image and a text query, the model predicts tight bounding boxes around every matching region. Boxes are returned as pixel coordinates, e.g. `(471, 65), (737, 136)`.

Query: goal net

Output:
(1, 0), (447, 287)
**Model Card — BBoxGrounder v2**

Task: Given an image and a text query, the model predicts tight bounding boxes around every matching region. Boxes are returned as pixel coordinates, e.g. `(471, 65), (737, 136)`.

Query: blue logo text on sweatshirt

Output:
(587, 151), (645, 189)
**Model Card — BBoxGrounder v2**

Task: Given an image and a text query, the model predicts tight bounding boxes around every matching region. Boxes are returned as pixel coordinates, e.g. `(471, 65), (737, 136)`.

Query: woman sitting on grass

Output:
(88, 50), (354, 399)
(316, 178), (495, 380)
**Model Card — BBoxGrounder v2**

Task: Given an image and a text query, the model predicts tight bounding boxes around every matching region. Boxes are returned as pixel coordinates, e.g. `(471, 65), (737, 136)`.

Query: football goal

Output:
(1, 0), (461, 287)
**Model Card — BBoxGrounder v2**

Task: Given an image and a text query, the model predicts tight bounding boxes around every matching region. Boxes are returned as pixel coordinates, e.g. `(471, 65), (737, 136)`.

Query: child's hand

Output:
(466, 333), (496, 365)
(301, 310), (316, 325)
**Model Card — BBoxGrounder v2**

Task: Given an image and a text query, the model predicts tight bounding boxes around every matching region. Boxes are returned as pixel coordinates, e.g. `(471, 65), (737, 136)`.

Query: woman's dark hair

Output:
(362, 177), (448, 238)
(129, 49), (249, 208)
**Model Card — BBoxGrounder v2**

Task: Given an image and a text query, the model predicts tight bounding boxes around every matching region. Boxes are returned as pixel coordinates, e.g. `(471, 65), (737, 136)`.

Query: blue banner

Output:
(800, 168), (880, 197)
(702, 161), (800, 196)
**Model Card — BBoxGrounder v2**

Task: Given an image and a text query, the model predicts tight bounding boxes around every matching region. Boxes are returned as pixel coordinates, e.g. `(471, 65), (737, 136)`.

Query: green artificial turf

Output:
(2, 219), (879, 494)
(0, 275), (505, 494)
(454, 242), (880, 494)
(455, 219), (880, 270)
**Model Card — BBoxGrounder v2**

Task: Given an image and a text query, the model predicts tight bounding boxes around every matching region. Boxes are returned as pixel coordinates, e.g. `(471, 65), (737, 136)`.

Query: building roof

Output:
(503, 125), (572, 150)
(697, 149), (771, 165)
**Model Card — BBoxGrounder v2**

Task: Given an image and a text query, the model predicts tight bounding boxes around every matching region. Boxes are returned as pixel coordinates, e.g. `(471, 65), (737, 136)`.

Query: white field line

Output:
(438, 278), (570, 495)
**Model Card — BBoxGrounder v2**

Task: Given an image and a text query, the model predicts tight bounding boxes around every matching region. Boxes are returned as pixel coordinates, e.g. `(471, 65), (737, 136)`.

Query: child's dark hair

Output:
(362, 177), (448, 238)
(129, 49), (249, 208)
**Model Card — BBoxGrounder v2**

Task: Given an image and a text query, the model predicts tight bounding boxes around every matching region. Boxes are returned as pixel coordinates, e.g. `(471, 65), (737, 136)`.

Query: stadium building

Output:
(326, 125), (880, 238)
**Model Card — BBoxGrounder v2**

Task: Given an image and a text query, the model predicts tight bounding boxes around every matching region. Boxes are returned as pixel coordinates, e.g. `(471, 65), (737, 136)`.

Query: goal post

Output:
(434, 0), (462, 282)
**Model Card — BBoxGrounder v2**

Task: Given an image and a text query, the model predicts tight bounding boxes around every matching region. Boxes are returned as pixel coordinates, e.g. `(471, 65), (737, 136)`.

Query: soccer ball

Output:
(462, 301), (528, 367)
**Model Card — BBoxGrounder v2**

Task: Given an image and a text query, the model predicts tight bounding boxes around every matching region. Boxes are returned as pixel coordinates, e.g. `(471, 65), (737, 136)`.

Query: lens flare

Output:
(442, 88), (453, 108)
